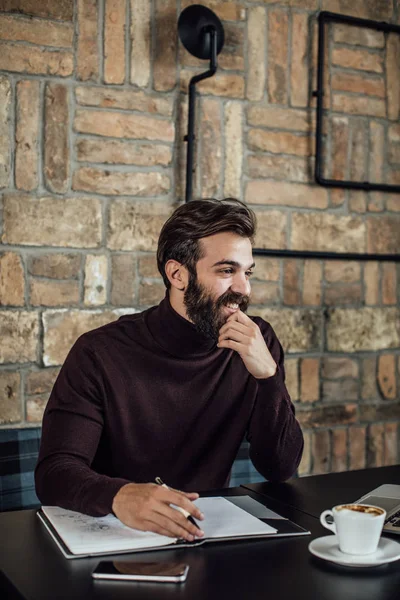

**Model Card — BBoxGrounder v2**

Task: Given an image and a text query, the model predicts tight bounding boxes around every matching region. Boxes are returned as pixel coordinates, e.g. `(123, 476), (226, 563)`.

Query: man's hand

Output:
(217, 310), (277, 379)
(112, 483), (204, 541)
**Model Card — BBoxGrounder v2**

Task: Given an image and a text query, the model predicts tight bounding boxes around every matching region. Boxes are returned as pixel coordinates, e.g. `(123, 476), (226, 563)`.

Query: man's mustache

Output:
(216, 290), (250, 312)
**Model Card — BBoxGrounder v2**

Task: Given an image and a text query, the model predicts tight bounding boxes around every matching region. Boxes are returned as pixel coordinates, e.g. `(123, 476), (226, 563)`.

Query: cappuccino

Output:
(336, 504), (384, 517)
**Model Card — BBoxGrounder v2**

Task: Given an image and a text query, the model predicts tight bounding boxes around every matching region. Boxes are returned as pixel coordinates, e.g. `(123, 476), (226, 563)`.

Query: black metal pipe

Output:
(185, 27), (217, 203)
(251, 248), (400, 262)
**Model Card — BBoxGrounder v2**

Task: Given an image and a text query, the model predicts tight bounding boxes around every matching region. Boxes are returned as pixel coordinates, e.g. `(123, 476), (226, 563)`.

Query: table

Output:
(1, 478), (400, 600)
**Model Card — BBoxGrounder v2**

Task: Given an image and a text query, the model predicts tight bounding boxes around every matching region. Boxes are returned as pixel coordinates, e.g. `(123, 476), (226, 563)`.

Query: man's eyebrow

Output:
(212, 260), (256, 269)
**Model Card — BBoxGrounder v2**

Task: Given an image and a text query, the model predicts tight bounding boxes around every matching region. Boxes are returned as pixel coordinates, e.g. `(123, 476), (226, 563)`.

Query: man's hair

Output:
(157, 198), (257, 288)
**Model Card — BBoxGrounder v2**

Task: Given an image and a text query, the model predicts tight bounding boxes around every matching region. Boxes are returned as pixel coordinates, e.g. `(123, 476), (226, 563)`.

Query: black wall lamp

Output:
(178, 4), (224, 203)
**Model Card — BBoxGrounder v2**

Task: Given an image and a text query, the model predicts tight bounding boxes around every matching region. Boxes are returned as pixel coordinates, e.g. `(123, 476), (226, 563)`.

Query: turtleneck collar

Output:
(145, 292), (217, 358)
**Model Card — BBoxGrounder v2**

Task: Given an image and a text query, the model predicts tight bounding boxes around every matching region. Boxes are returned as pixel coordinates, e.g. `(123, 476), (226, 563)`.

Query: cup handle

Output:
(320, 509), (336, 534)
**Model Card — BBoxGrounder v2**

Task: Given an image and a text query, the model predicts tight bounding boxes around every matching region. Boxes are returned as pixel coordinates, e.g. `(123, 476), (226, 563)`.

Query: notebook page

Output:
(194, 497), (277, 537)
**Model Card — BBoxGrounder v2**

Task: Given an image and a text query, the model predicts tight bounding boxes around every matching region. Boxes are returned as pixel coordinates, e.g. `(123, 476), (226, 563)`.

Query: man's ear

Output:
(164, 259), (189, 291)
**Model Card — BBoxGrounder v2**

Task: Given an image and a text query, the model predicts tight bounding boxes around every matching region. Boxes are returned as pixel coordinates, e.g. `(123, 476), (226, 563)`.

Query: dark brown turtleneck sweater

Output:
(35, 294), (303, 516)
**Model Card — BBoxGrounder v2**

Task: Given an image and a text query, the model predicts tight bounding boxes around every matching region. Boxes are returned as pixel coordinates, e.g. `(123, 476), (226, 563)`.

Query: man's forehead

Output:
(198, 233), (253, 266)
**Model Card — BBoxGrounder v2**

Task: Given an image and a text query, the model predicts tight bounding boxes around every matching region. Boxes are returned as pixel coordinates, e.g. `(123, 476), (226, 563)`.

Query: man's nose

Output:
(231, 275), (251, 296)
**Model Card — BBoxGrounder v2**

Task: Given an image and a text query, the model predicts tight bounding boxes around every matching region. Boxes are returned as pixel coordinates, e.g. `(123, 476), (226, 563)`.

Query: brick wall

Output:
(0, 0), (399, 477)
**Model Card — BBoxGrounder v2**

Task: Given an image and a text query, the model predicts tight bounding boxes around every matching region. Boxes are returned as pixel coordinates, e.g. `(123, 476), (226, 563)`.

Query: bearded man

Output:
(35, 198), (303, 542)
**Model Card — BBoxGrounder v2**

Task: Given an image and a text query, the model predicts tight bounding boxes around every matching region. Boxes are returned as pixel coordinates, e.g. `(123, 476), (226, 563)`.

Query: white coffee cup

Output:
(320, 503), (386, 555)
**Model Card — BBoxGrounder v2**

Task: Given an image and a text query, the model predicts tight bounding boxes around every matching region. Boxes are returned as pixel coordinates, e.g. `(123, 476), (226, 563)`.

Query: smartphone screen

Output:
(92, 560), (189, 583)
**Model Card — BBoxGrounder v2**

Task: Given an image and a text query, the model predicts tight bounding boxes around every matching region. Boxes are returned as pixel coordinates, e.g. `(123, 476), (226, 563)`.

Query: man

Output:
(35, 198), (303, 543)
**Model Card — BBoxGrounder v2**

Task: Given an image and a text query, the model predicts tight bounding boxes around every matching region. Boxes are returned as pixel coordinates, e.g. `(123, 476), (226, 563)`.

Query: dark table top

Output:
(242, 465), (400, 518)
(2, 479), (400, 600)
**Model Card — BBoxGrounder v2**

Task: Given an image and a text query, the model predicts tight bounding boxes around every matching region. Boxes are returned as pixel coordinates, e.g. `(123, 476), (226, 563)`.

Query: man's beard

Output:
(183, 274), (250, 341)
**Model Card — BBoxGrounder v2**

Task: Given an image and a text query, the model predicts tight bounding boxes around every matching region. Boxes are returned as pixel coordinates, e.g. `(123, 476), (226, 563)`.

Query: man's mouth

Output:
(225, 303), (239, 310)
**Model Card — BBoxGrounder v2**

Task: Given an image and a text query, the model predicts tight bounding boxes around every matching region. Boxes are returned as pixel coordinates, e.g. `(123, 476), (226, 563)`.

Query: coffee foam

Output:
(336, 504), (384, 517)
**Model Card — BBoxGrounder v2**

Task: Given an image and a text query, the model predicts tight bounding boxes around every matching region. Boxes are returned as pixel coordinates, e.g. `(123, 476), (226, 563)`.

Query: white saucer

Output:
(308, 535), (400, 568)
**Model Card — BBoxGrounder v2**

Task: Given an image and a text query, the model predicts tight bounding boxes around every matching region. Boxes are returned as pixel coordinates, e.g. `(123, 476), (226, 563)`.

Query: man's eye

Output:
(220, 269), (233, 275)
(246, 271), (254, 278)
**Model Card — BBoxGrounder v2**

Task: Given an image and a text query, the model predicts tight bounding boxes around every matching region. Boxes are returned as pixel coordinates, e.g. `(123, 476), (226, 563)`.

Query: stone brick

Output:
(83, 255), (108, 306)
(44, 83), (69, 194)
(332, 94), (385, 118)
(322, 357), (358, 380)
(350, 120), (367, 181)
(349, 191), (367, 213)
(387, 196), (400, 211)
(326, 308), (400, 352)
(246, 181), (327, 210)
(361, 357), (377, 400)
(291, 213), (365, 253)
(246, 154), (309, 184)
(139, 280), (165, 307)
(368, 193), (388, 212)
(0, 252), (24, 306)
(248, 129), (310, 156)
(200, 98), (222, 198)
(324, 261), (360, 283)
(386, 33), (400, 121)
(26, 397), (47, 423)
(388, 169), (400, 186)
(0, 371), (21, 424)
(388, 124), (400, 143)
(74, 109), (175, 142)
(181, 1), (245, 21)
(384, 423), (398, 466)
(77, 0), (99, 81)
(153, 0), (176, 91)
(247, 106), (309, 132)
(224, 101), (242, 198)
(324, 284), (362, 306)
(331, 429), (348, 472)
(0, 14), (73, 47)
(249, 308), (320, 353)
(130, 0), (151, 87)
(104, 0), (126, 84)
(285, 357), (299, 402)
(296, 404), (357, 428)
(349, 426), (366, 470)
(332, 47), (383, 73)
(30, 279), (80, 307)
(389, 143), (400, 165)
(108, 200), (172, 251)
(322, 379), (359, 402)
(15, 80), (39, 191)
(26, 368), (60, 395)
(290, 13), (308, 107)
(0, 76), (11, 188)
(378, 355), (396, 400)
(297, 431), (311, 476)
(268, 8), (288, 104)
(360, 404), (400, 422)
(42, 309), (121, 366)
(248, 0), (317, 6)
(0, 1), (74, 20)
(179, 71), (244, 98)
(138, 254), (159, 278)
(382, 263), (397, 305)
(302, 261), (322, 306)
(333, 24), (384, 48)
(283, 259), (300, 306)
(322, 0), (392, 22)
(253, 211), (287, 251)
(369, 122), (384, 183)
(73, 167), (170, 197)
(75, 86), (173, 116)
(111, 254), (136, 305)
(0, 42), (73, 76)
(331, 116), (349, 180)
(0, 311), (38, 363)
(246, 6), (266, 101)
(300, 358), (319, 403)
(253, 258), (280, 282)
(330, 189), (346, 207)
(3, 195), (102, 248)
(331, 72), (385, 98)
(76, 139), (172, 168)
(367, 423), (384, 468)
(28, 254), (81, 279)
(364, 261), (379, 305)
(312, 430), (330, 474)
(367, 216), (400, 254)
(250, 281), (280, 305)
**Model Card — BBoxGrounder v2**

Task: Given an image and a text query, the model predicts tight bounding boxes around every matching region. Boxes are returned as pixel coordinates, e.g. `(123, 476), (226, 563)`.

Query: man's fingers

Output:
(165, 489), (204, 520)
(219, 320), (249, 337)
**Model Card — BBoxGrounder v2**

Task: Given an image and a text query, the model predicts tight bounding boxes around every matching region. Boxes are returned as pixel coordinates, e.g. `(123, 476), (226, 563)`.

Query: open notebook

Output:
(38, 495), (310, 559)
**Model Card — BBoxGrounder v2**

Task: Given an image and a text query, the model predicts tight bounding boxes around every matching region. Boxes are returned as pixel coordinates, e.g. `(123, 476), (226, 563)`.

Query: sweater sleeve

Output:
(35, 337), (130, 516)
(246, 319), (304, 482)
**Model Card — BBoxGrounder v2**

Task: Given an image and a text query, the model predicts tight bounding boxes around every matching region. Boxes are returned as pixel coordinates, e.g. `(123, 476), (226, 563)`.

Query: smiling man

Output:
(35, 198), (303, 543)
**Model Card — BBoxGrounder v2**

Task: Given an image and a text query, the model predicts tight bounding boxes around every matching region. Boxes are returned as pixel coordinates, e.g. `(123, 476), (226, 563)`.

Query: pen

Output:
(155, 477), (201, 529)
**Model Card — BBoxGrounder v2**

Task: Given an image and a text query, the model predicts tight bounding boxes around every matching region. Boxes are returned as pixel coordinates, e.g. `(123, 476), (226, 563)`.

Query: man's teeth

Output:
(226, 303), (239, 309)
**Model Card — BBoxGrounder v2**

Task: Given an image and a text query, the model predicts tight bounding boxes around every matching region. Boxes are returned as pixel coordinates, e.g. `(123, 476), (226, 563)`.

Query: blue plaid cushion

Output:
(0, 428), (41, 511)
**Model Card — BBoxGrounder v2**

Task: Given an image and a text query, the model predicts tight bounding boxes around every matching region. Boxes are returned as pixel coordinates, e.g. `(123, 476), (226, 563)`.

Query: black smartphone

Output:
(92, 560), (189, 583)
